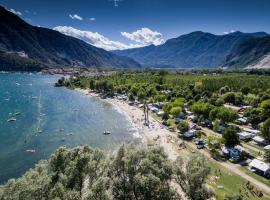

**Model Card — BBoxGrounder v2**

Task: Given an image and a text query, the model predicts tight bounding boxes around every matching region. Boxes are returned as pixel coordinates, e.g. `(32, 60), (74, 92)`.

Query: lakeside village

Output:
(55, 71), (270, 183)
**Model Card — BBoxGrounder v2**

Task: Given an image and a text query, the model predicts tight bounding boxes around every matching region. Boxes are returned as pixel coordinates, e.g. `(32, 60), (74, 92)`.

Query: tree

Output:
(264, 150), (270, 163)
(260, 100), (270, 119)
(214, 106), (238, 123)
(162, 112), (169, 120)
(219, 86), (230, 95)
(154, 94), (166, 102)
(1, 146), (181, 200)
(222, 92), (243, 105)
(170, 106), (182, 117)
(157, 69), (169, 76)
(241, 86), (250, 95)
(110, 146), (177, 200)
(261, 118), (270, 139)
(137, 89), (146, 100)
(185, 155), (214, 200)
(222, 127), (240, 147)
(177, 120), (189, 133)
(89, 79), (95, 90)
(191, 102), (213, 118)
(175, 155), (214, 200)
(128, 93), (135, 101)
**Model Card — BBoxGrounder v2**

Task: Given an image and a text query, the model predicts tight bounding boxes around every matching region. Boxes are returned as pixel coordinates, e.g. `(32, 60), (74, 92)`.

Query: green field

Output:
(208, 161), (270, 200)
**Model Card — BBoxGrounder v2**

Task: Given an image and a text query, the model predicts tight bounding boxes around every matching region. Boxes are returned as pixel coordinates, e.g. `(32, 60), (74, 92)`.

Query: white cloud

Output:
(89, 17), (96, 21)
(53, 26), (164, 51)
(223, 30), (236, 35)
(9, 8), (22, 16)
(53, 26), (142, 51)
(69, 14), (83, 21)
(121, 28), (164, 45)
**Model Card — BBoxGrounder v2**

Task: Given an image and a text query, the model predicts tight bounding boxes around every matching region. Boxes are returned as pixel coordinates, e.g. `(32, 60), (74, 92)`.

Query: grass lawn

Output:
(207, 161), (270, 200)
(245, 141), (265, 152)
(240, 167), (270, 187)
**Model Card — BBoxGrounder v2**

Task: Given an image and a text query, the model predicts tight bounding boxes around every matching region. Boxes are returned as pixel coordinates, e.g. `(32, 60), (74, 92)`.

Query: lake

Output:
(0, 73), (140, 184)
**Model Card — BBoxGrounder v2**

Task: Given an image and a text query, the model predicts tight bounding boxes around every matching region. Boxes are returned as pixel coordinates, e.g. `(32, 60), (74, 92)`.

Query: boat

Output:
(26, 149), (36, 153)
(31, 96), (38, 99)
(7, 117), (16, 122)
(14, 112), (22, 116)
(61, 138), (65, 142)
(37, 130), (43, 133)
(103, 130), (111, 135)
(15, 82), (21, 86)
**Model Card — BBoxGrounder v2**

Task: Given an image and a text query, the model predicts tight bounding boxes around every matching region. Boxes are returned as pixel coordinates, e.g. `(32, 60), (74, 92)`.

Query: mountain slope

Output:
(224, 36), (270, 69)
(114, 31), (268, 68)
(0, 6), (140, 71)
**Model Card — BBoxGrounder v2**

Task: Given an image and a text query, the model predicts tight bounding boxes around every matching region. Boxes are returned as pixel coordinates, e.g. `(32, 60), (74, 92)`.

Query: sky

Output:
(1, 0), (270, 50)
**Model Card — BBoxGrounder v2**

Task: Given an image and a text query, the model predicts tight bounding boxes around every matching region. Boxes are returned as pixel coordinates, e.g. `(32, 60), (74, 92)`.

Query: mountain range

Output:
(0, 6), (140, 71)
(1, 4), (270, 70)
(114, 31), (270, 68)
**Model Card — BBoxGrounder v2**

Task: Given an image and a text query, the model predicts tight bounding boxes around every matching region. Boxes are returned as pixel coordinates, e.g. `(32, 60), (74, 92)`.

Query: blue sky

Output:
(1, 0), (270, 50)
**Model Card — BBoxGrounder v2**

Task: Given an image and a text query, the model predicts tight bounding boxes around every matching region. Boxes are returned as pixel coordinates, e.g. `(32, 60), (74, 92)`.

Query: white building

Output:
(243, 128), (260, 135)
(249, 159), (270, 177)
(252, 136), (266, 145)
(264, 145), (270, 150)
(237, 131), (254, 141)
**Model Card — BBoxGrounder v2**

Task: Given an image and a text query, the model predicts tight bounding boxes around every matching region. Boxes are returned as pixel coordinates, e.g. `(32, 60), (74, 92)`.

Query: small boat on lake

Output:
(7, 117), (16, 122)
(37, 129), (43, 133)
(14, 112), (22, 116)
(26, 149), (36, 153)
(103, 130), (111, 135)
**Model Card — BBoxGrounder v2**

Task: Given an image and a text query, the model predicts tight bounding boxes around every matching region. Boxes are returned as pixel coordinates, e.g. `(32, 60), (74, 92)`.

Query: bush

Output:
(177, 120), (189, 133)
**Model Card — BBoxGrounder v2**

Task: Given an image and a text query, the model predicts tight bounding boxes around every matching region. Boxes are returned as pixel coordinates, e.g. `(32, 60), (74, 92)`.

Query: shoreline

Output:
(75, 88), (179, 161)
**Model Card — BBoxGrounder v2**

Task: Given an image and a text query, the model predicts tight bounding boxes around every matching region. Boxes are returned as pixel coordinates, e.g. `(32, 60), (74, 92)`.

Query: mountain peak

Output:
(0, 6), (140, 71)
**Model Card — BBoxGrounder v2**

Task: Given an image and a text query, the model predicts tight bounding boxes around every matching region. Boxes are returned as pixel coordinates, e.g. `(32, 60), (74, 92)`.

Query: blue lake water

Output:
(0, 73), (139, 184)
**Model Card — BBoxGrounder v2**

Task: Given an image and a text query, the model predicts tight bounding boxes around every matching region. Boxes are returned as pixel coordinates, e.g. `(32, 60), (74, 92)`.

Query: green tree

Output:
(264, 150), (270, 163)
(191, 102), (213, 118)
(177, 120), (189, 133)
(110, 145), (177, 200)
(185, 155), (213, 200)
(210, 107), (238, 124)
(261, 118), (270, 139)
(170, 106), (182, 117)
(241, 86), (250, 95)
(260, 100), (270, 119)
(222, 127), (240, 147)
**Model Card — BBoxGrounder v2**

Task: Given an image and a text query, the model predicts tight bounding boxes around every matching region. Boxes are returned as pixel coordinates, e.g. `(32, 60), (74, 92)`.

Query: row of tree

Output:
(0, 145), (214, 200)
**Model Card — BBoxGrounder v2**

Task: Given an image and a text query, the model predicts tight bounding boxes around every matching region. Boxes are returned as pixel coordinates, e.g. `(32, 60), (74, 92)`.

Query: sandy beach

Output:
(76, 89), (188, 198)
(75, 88), (180, 161)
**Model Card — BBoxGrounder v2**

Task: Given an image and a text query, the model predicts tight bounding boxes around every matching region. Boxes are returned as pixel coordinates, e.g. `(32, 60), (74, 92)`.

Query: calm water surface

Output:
(0, 73), (139, 183)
